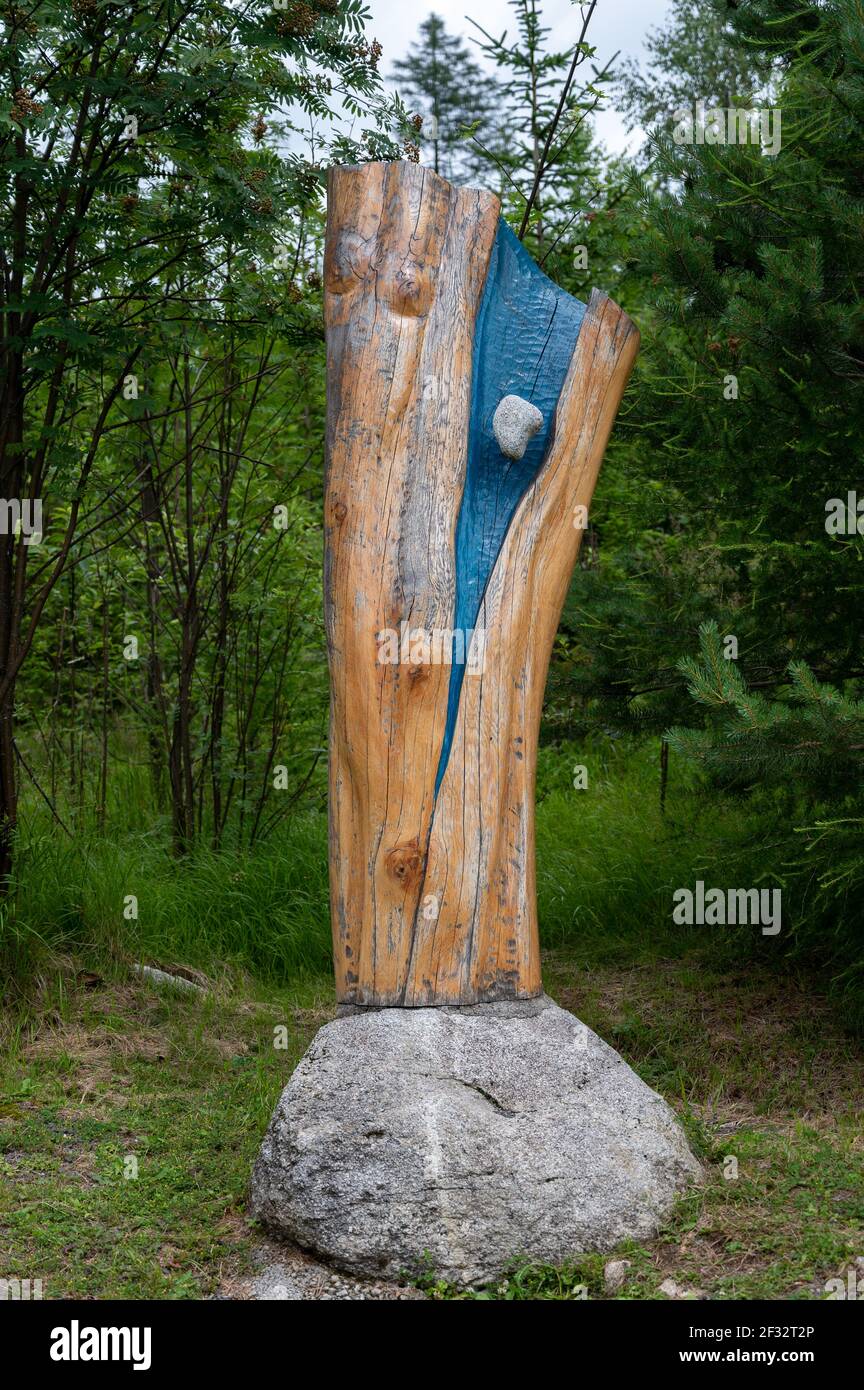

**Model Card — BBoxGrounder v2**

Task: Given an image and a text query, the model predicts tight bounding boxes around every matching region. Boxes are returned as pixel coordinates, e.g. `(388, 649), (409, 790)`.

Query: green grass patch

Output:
(1, 948), (861, 1300)
(2, 737), (862, 1299)
(0, 974), (331, 1299)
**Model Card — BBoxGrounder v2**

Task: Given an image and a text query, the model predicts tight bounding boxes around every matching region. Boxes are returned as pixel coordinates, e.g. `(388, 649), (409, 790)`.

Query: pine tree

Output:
(668, 622), (864, 794)
(667, 620), (864, 1025)
(615, 0), (772, 138)
(560, 0), (864, 745)
(469, 0), (614, 255)
(390, 13), (503, 185)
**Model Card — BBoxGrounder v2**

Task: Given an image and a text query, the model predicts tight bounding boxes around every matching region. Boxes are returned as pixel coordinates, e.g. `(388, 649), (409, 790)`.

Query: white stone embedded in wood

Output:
(492, 393), (544, 460)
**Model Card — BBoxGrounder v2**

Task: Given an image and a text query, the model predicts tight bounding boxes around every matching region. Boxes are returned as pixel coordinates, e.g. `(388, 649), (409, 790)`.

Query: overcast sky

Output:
(366, 0), (675, 155)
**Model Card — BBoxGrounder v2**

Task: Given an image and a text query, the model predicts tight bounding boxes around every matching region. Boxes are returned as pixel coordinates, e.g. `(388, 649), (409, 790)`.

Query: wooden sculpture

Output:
(324, 161), (639, 1007)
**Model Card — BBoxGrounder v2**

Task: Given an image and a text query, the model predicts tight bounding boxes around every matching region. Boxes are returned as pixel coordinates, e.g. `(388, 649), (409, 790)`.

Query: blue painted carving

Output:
(434, 218), (586, 796)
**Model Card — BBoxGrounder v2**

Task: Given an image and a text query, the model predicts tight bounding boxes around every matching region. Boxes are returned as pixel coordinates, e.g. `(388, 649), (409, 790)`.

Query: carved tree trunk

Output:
(324, 161), (639, 1006)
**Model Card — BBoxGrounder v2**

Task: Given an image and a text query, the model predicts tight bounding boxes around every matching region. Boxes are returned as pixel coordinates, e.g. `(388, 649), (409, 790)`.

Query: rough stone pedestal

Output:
(250, 996), (701, 1287)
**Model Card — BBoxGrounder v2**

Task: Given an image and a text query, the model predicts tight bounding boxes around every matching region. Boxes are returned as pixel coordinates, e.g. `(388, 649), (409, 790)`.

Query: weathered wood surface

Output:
(324, 160), (639, 1006)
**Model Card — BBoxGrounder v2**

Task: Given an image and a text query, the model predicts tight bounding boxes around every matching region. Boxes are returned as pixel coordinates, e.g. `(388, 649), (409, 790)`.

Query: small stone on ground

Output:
(218, 1239), (427, 1301)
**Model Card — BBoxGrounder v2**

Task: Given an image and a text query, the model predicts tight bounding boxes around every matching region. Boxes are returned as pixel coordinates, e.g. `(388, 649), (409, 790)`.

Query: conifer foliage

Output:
(669, 622), (864, 795)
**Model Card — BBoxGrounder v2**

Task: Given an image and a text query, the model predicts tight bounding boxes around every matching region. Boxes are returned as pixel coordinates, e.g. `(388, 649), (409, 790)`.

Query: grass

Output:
(1, 811), (333, 1016)
(1, 737), (862, 1299)
(4, 735), (839, 1008)
(0, 971), (331, 1299)
(536, 738), (774, 953)
(1, 947), (860, 1300)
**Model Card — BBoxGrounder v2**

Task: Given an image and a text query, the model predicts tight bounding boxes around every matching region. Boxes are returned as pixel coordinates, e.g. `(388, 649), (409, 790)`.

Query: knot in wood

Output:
(385, 840), (426, 891)
(377, 254), (434, 318)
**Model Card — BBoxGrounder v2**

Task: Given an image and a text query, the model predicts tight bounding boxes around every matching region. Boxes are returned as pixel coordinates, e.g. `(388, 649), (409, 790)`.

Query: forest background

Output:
(0, 0), (862, 1301)
(0, 0), (861, 1301)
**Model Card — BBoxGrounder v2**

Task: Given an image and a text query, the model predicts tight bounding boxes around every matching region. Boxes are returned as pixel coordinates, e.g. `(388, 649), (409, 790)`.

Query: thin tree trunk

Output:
(98, 587), (110, 833)
(660, 737), (670, 816)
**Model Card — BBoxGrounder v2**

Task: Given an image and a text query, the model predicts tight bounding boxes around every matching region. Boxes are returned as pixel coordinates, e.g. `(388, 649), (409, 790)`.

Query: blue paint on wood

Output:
(434, 219), (586, 797)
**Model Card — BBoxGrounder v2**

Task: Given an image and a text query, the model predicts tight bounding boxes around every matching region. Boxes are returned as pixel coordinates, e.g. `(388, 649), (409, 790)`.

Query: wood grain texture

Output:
(324, 161), (639, 1005)
(324, 160), (499, 1003)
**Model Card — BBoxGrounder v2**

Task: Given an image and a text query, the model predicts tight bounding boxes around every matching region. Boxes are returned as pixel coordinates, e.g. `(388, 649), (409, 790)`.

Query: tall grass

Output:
(2, 735), (861, 1030)
(535, 736), (776, 958)
(1, 812), (332, 991)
